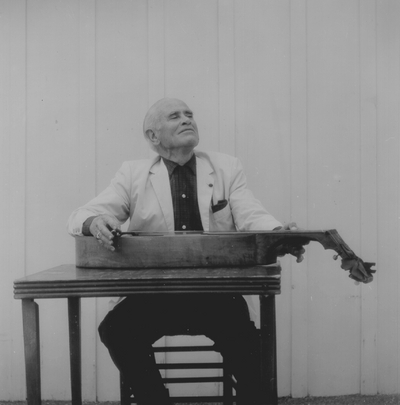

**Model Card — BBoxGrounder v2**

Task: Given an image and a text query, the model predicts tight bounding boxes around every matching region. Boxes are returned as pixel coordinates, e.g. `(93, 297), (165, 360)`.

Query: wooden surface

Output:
(21, 300), (41, 405)
(14, 264), (281, 299)
(75, 230), (372, 272)
(76, 232), (261, 268)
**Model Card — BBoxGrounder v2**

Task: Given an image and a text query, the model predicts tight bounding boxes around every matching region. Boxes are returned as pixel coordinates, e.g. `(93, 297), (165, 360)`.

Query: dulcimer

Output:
(75, 230), (376, 284)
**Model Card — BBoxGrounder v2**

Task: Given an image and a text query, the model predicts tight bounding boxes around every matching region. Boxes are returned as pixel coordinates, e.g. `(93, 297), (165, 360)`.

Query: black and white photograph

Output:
(1, 1), (399, 405)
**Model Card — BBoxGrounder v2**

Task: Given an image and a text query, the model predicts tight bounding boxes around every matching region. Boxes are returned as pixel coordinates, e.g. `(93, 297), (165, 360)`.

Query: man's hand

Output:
(89, 214), (121, 252)
(274, 222), (306, 263)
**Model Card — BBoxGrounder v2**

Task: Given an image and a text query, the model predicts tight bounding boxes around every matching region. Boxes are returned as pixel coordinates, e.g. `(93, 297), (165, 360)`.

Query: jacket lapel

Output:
(196, 154), (214, 231)
(149, 158), (175, 232)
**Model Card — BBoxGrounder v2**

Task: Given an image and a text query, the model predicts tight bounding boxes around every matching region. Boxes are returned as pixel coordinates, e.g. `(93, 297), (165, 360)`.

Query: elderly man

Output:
(68, 98), (303, 405)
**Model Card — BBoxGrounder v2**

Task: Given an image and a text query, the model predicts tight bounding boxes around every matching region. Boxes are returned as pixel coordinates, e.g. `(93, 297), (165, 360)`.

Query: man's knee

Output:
(98, 314), (112, 346)
(214, 295), (252, 329)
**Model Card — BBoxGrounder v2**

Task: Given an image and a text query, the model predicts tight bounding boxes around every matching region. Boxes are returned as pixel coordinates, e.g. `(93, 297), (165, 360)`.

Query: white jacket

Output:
(68, 150), (282, 235)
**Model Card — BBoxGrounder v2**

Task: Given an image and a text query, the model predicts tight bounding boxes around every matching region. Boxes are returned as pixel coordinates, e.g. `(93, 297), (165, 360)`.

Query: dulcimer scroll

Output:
(75, 230), (376, 284)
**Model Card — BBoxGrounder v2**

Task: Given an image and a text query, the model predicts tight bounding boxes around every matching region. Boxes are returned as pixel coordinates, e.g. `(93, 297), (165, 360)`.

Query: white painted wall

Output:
(1, 0), (399, 400)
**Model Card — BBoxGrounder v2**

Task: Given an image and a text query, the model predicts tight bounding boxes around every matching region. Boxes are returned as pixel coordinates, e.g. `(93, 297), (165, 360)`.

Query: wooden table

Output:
(14, 263), (281, 405)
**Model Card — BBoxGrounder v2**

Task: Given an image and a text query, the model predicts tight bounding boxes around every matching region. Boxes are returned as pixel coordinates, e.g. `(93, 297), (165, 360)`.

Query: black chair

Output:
(120, 336), (237, 404)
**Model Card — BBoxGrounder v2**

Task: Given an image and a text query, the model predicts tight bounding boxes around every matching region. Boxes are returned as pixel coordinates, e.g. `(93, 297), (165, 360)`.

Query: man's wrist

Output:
(82, 216), (97, 236)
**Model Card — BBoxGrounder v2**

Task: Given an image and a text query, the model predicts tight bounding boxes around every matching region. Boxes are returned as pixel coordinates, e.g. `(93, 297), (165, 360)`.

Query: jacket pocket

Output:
(212, 199), (228, 213)
(210, 204), (236, 231)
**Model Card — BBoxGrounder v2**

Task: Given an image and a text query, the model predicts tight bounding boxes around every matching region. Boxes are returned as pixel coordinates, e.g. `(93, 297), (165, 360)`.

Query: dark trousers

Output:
(98, 294), (262, 405)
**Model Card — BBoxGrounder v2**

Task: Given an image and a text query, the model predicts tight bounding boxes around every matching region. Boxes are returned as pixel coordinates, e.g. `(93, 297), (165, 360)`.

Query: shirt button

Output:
(208, 183), (213, 187)
(182, 194), (186, 198)
(182, 225), (187, 230)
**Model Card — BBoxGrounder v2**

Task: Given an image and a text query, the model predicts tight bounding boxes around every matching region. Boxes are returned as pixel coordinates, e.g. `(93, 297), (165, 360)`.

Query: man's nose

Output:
(181, 115), (191, 124)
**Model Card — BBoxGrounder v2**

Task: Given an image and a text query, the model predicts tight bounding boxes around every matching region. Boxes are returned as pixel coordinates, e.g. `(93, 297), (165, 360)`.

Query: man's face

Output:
(153, 100), (199, 152)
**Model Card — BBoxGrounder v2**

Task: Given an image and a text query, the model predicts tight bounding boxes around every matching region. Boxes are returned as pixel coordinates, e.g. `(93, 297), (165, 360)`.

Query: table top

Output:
(14, 264), (281, 299)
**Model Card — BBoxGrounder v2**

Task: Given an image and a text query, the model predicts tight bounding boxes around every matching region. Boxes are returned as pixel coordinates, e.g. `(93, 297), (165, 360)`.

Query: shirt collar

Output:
(162, 153), (197, 177)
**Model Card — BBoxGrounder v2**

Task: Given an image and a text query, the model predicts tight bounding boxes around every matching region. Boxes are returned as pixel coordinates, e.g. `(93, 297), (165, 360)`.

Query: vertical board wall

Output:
(1, 0), (399, 400)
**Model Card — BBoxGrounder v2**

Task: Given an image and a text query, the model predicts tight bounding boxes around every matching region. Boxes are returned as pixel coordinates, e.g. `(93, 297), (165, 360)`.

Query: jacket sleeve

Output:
(67, 162), (132, 235)
(228, 157), (282, 231)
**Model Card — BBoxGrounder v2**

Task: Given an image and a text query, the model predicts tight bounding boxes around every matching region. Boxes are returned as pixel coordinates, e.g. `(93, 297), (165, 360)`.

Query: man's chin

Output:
(179, 130), (198, 138)
(180, 134), (199, 147)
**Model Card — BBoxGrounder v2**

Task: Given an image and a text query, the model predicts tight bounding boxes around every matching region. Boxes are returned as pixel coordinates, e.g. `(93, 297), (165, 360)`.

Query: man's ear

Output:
(145, 129), (160, 146)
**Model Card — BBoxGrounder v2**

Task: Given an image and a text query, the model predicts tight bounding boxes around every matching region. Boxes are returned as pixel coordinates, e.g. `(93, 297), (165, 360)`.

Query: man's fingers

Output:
(291, 246), (305, 263)
(283, 222), (299, 231)
(96, 232), (116, 251)
(95, 230), (115, 251)
(276, 243), (306, 263)
(91, 215), (120, 252)
(274, 221), (306, 261)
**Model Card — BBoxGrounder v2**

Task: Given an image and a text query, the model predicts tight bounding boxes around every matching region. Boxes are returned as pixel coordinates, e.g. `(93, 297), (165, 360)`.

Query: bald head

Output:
(143, 98), (188, 136)
(142, 98), (199, 157)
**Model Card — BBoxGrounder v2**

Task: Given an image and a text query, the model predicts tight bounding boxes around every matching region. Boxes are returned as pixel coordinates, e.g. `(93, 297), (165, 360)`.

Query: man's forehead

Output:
(158, 99), (191, 115)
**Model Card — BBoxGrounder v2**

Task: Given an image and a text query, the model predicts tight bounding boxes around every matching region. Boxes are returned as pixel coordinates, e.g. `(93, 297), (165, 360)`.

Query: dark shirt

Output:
(162, 154), (203, 231)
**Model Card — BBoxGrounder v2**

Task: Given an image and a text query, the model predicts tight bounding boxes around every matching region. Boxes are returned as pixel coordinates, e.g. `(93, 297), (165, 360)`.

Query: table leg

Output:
(260, 295), (278, 405)
(68, 297), (82, 405)
(22, 299), (41, 405)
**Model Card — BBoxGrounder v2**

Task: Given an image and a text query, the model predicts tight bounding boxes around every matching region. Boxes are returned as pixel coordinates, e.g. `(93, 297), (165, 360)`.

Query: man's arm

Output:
(227, 156), (282, 231)
(67, 162), (133, 250)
